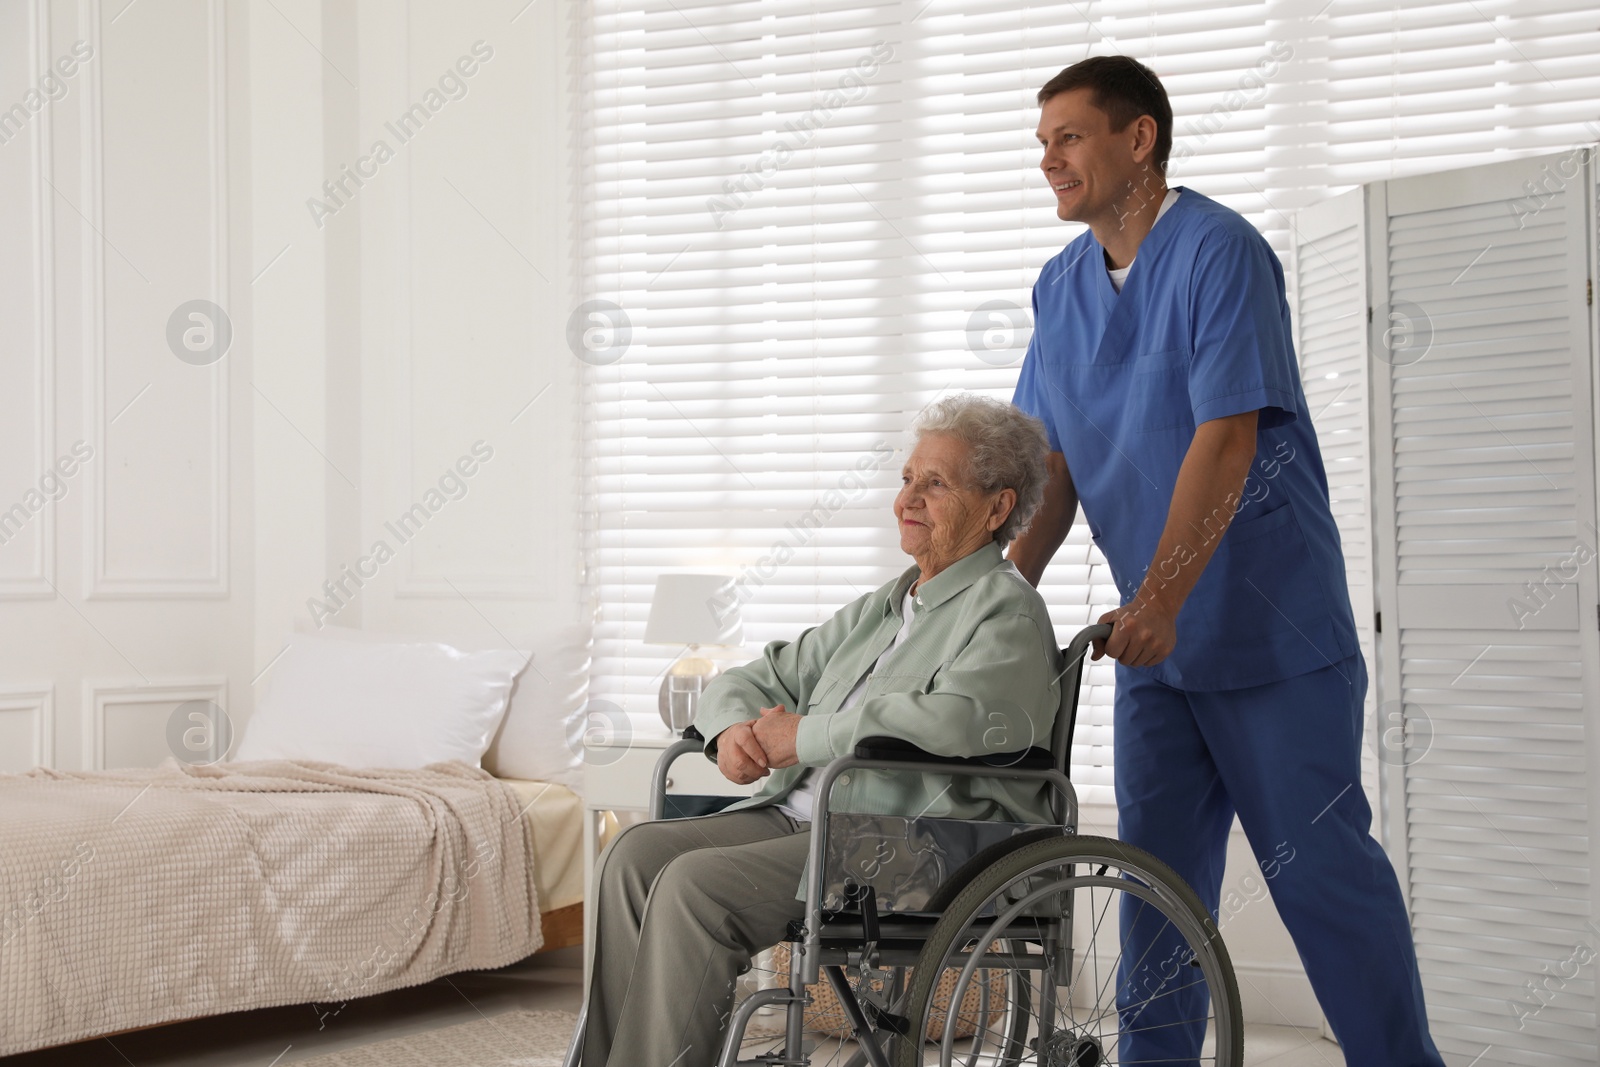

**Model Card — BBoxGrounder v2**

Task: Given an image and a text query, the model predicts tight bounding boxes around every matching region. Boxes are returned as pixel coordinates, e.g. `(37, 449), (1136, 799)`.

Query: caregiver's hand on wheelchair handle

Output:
(716, 719), (770, 785)
(1093, 596), (1178, 669)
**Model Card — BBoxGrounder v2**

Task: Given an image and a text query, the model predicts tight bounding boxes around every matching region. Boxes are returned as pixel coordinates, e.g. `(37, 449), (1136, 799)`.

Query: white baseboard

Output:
(1230, 960), (1327, 1031)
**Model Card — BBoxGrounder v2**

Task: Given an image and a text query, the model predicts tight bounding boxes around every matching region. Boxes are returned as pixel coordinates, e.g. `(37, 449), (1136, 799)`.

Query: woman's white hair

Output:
(911, 394), (1051, 547)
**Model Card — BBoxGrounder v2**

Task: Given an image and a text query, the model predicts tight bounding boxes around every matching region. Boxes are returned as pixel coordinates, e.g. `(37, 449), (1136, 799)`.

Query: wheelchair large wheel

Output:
(892, 834), (1242, 1066)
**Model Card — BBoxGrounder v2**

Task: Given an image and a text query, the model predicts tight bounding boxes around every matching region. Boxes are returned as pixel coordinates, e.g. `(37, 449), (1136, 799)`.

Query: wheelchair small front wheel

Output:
(893, 834), (1242, 1066)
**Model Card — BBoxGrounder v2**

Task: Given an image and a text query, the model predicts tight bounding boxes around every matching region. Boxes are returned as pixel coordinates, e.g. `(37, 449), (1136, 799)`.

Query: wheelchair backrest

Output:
(1047, 623), (1113, 778)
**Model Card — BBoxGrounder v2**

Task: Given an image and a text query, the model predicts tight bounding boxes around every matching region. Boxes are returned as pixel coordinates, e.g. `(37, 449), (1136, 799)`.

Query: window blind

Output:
(574, 0), (1598, 811)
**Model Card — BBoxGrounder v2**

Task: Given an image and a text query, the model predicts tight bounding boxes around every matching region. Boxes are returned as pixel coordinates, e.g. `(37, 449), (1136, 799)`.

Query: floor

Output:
(0, 949), (588, 1067)
(0, 946), (1343, 1066)
(789, 1022), (1345, 1067)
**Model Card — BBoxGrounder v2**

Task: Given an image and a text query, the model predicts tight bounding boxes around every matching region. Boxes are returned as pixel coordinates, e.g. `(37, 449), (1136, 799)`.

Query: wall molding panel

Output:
(0, 0), (57, 600)
(80, 0), (230, 600)
(0, 683), (54, 771)
(81, 676), (227, 771)
(385, 6), (544, 602)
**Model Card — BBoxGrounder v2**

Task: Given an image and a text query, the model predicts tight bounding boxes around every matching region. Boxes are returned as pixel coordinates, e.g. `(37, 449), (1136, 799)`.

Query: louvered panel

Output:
(1387, 190), (1581, 585)
(1370, 150), (1600, 1064)
(1400, 630), (1597, 1065)
(1291, 188), (1380, 815)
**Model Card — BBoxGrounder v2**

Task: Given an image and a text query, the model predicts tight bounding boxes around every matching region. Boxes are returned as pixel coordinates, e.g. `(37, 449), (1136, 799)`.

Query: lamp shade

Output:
(644, 574), (744, 647)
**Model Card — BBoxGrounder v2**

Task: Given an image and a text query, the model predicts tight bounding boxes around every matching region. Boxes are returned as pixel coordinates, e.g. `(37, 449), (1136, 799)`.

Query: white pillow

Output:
(481, 624), (593, 794)
(236, 631), (528, 770)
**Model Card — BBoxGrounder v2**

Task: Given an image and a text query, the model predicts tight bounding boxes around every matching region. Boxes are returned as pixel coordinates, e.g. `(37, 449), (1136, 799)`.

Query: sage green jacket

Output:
(694, 540), (1064, 826)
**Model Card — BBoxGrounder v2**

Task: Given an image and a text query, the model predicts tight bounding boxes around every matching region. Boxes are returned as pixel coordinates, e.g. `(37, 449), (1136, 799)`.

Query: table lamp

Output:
(645, 573), (744, 733)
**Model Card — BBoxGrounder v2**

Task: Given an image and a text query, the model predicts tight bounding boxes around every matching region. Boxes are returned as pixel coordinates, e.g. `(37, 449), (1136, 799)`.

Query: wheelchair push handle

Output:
(1065, 622), (1114, 667)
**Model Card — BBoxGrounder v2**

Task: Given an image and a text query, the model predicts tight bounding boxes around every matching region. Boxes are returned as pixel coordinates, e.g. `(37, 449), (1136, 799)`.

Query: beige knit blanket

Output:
(0, 759), (541, 1055)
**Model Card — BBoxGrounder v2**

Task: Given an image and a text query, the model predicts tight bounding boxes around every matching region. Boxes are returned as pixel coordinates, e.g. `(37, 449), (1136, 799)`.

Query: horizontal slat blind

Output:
(1267, 0), (1600, 314)
(577, 0), (1142, 804)
(1317, 0), (1600, 176)
(577, 0), (1599, 814)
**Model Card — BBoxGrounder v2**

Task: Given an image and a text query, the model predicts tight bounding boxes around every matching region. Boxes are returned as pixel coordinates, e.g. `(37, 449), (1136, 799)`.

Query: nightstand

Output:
(580, 728), (758, 982)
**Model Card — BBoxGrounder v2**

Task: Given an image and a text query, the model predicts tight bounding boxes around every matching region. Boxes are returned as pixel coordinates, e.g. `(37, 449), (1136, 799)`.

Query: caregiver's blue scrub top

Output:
(1012, 187), (1358, 691)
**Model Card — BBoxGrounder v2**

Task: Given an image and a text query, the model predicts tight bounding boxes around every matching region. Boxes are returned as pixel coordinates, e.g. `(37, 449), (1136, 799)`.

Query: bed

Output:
(0, 764), (588, 1055)
(0, 626), (597, 1056)
(500, 773), (589, 949)
(0, 760), (587, 1056)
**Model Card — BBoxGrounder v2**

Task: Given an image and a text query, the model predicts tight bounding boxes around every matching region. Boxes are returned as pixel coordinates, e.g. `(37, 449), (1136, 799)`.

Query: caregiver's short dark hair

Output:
(1037, 56), (1173, 176)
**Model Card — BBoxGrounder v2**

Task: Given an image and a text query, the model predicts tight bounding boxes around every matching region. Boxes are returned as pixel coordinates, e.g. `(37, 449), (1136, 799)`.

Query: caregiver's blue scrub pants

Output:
(1113, 651), (1445, 1066)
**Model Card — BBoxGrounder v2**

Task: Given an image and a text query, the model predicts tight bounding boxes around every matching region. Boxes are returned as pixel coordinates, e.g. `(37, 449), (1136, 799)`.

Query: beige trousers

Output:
(582, 807), (810, 1067)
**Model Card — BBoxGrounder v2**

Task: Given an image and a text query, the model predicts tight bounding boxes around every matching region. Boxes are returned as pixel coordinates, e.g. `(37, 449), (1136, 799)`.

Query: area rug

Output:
(292, 1009), (578, 1066)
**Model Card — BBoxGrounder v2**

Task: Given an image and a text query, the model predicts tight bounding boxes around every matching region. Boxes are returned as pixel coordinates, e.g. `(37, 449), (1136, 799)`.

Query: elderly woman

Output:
(580, 394), (1062, 1067)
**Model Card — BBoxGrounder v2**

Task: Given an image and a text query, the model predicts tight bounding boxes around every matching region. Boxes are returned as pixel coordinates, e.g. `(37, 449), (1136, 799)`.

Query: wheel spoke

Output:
(1082, 893), (1177, 1037)
(1105, 952), (1214, 1045)
(894, 837), (1239, 1067)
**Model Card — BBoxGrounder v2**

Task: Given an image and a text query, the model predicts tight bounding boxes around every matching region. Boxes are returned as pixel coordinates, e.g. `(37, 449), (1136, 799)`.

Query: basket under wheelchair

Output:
(564, 624), (1243, 1067)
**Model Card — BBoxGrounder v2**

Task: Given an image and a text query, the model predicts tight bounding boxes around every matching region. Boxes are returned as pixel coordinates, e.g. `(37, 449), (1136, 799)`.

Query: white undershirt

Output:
(777, 585), (918, 822)
(1107, 188), (1181, 293)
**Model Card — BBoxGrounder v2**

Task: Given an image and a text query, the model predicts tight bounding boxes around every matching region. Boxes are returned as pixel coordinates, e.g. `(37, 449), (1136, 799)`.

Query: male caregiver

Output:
(1006, 55), (1444, 1065)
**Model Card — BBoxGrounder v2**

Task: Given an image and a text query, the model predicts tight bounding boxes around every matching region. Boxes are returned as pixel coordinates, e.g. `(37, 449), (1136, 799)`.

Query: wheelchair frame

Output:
(563, 622), (1241, 1067)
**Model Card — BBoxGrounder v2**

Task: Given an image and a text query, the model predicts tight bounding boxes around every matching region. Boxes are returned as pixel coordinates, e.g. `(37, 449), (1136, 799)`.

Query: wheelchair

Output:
(564, 623), (1242, 1066)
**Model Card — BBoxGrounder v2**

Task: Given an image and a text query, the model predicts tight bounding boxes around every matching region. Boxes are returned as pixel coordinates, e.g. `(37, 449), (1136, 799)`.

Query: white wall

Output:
(0, 0), (581, 773)
(348, 0), (581, 649)
(0, 0), (251, 773)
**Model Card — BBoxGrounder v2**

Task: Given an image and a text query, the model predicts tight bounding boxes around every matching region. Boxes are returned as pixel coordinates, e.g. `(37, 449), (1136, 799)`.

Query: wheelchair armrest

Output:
(852, 735), (1057, 771)
(648, 727), (715, 821)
